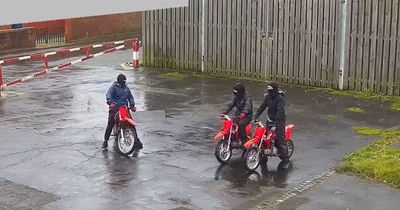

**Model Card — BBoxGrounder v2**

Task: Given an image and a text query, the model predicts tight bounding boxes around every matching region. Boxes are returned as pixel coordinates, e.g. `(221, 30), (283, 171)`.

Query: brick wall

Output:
(65, 12), (142, 43)
(0, 28), (36, 52)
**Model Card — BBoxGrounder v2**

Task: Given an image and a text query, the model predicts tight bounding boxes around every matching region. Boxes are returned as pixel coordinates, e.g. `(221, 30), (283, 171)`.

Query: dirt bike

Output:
(214, 114), (252, 164)
(112, 106), (142, 156)
(243, 121), (295, 172)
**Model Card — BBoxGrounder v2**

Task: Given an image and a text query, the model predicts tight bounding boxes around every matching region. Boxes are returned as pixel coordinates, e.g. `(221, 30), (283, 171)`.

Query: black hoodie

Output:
(254, 88), (286, 123)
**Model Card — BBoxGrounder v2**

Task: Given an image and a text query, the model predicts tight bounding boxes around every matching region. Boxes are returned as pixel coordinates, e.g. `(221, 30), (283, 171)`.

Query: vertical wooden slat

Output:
(271, 0), (277, 80)
(187, 3), (192, 70)
(293, 0), (300, 84)
(299, 0), (306, 85)
(256, 0), (262, 79)
(375, 1), (385, 93)
(151, 10), (156, 67)
(282, 0), (289, 83)
(171, 8), (177, 69)
(287, 0), (295, 84)
(232, 0), (238, 76)
(277, 0), (284, 82)
(315, 0), (324, 87)
(218, 0), (224, 74)
(221, 0), (227, 74)
(213, 0), (218, 74)
(362, 0), (371, 91)
(159, 9), (164, 67)
(355, 0), (365, 91)
(250, 0), (257, 78)
(321, 0), (329, 87)
(369, 0), (378, 91)
(395, 0), (400, 95)
(227, 0), (232, 75)
(204, 0), (209, 72)
(163, 9), (168, 68)
(304, 0), (312, 86)
(380, 0), (392, 94)
(245, 0), (250, 77)
(349, 0), (358, 90)
(388, 0), (398, 95)
(310, 0), (317, 86)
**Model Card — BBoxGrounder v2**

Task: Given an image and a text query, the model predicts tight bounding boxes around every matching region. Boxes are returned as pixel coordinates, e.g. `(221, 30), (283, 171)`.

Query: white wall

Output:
(0, 0), (188, 25)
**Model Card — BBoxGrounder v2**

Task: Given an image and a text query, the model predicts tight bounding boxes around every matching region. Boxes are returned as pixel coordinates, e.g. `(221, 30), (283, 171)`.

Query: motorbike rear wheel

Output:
(116, 126), (138, 156)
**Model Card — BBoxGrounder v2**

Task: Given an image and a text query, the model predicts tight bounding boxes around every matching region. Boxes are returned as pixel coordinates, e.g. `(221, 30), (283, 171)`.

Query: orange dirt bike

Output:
(244, 120), (295, 171)
(214, 114), (252, 164)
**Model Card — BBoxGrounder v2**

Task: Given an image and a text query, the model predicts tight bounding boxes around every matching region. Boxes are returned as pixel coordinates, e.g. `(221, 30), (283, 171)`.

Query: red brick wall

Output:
(0, 28), (36, 52)
(65, 12), (142, 43)
(24, 20), (65, 28)
(0, 25), (10, 30)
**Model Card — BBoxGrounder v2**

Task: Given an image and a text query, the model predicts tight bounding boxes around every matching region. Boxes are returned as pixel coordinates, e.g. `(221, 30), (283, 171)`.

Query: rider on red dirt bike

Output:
(103, 74), (143, 150)
(222, 83), (253, 147)
(253, 82), (290, 169)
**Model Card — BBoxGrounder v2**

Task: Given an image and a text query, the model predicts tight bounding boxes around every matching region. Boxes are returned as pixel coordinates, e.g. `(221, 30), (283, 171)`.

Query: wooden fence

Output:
(34, 26), (65, 46)
(143, 0), (400, 96)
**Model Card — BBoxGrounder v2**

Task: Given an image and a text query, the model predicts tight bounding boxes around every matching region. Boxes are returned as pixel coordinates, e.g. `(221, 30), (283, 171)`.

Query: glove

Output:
(131, 107), (137, 112)
(238, 113), (246, 119)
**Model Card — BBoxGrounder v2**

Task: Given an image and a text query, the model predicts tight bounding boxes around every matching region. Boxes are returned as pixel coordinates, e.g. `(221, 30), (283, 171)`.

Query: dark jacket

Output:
(254, 91), (286, 123)
(106, 82), (135, 108)
(223, 94), (253, 117)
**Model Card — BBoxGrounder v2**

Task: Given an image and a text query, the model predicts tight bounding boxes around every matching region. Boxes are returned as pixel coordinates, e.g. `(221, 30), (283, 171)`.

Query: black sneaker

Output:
(279, 161), (291, 170)
(102, 141), (108, 149)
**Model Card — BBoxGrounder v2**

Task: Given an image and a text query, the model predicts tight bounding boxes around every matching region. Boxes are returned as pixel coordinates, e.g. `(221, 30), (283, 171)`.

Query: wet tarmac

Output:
(0, 49), (399, 210)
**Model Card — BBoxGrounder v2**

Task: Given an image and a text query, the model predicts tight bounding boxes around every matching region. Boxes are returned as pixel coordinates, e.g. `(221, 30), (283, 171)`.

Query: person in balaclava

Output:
(253, 82), (290, 169)
(103, 74), (142, 149)
(222, 83), (253, 146)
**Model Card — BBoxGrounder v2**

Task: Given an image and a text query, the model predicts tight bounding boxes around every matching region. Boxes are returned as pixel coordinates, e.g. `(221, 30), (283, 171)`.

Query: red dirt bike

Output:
(214, 114), (252, 164)
(112, 106), (142, 156)
(243, 121), (295, 171)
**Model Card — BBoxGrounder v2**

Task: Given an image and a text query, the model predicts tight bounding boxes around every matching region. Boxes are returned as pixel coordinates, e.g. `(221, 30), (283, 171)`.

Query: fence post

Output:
(338, 0), (349, 90)
(0, 64), (3, 97)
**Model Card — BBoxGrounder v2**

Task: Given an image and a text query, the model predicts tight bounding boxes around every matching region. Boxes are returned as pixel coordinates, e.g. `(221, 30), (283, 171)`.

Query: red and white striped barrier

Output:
(0, 44), (128, 92)
(0, 38), (141, 97)
(0, 39), (136, 65)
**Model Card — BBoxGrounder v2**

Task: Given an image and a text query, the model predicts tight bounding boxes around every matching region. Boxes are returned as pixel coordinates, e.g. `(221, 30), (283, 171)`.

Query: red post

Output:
(0, 64), (3, 97)
(86, 47), (91, 58)
(43, 56), (49, 69)
(132, 40), (140, 69)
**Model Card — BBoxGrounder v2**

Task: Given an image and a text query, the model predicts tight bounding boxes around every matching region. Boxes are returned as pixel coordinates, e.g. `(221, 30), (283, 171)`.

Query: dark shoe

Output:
(135, 139), (143, 150)
(279, 160), (290, 170)
(102, 140), (108, 149)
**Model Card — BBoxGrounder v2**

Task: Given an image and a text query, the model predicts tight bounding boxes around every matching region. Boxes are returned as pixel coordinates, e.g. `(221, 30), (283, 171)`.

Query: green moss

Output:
(339, 128), (400, 187)
(327, 115), (338, 120)
(347, 107), (365, 113)
(160, 71), (186, 79)
(307, 87), (400, 111)
(352, 126), (386, 136)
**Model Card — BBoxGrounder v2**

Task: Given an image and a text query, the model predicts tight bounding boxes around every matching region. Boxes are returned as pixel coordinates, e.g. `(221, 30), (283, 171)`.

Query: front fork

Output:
(225, 125), (235, 151)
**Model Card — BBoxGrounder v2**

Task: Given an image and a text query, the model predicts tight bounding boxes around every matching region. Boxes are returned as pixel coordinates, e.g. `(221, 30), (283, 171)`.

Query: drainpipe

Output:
(338, 0), (348, 90)
(201, 0), (206, 72)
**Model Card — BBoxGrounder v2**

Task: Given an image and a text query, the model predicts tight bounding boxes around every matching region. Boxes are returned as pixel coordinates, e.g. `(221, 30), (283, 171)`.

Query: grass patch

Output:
(160, 71), (186, 79)
(327, 115), (338, 120)
(347, 107), (365, 113)
(339, 127), (400, 187)
(307, 88), (400, 111)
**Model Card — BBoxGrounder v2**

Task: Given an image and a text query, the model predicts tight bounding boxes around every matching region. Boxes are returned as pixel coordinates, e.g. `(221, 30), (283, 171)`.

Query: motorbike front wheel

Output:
(244, 147), (261, 172)
(215, 140), (232, 164)
(116, 126), (138, 156)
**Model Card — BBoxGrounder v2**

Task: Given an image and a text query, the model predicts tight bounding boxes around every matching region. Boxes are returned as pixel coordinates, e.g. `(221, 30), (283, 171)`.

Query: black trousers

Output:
(275, 121), (289, 162)
(104, 107), (119, 141)
(235, 117), (252, 142)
